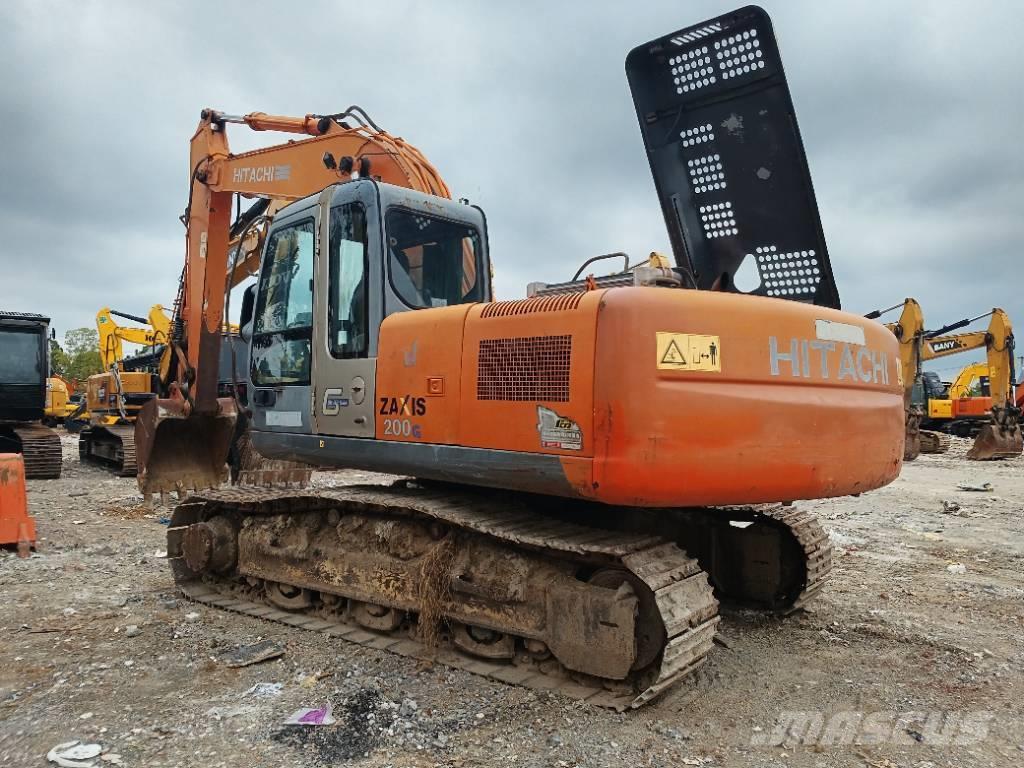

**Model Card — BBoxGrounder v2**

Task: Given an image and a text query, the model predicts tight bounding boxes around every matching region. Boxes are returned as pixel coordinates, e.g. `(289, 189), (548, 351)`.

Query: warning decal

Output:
(656, 332), (722, 372)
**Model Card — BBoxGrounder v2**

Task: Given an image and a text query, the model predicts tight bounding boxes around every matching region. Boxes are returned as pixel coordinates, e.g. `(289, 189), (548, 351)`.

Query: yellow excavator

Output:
(869, 301), (1021, 460)
(78, 306), (171, 474)
(96, 306), (172, 376)
(919, 309), (1022, 459)
(867, 299), (949, 459)
(43, 374), (73, 427)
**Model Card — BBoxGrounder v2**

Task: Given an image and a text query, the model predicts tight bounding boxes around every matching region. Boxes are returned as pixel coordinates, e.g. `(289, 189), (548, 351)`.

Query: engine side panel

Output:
(86, 371), (153, 418)
(458, 292), (600, 456)
(375, 291), (602, 460)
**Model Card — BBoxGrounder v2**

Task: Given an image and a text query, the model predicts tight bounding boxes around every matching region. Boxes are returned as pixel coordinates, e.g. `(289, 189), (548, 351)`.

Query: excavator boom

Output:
(96, 306), (170, 370)
(136, 107), (454, 497)
(874, 298), (926, 461)
(950, 310), (1021, 460)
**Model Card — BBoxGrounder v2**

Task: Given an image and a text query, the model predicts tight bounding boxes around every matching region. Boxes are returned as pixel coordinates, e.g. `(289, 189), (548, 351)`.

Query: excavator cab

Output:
(137, 179), (489, 497)
(240, 179), (489, 453)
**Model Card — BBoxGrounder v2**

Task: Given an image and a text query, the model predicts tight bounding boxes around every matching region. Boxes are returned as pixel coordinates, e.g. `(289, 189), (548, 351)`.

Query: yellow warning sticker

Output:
(656, 332), (722, 372)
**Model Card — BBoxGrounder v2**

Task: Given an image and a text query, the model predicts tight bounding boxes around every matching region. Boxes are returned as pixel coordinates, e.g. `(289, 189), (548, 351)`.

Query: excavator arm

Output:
(182, 109), (450, 411)
(868, 300), (1021, 461)
(868, 299), (925, 460)
(96, 306), (172, 370)
(135, 107), (450, 496)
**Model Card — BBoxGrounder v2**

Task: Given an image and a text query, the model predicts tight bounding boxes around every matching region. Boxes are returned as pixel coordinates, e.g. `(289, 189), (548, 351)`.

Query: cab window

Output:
(251, 218), (315, 386)
(329, 204), (369, 358)
(386, 210), (483, 309)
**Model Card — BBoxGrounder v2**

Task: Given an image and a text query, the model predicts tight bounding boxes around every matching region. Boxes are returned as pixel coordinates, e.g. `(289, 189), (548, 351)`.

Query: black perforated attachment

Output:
(626, 5), (839, 308)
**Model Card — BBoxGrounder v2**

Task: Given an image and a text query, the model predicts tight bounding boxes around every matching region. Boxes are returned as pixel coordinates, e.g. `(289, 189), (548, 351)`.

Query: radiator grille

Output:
(477, 335), (572, 402)
(480, 293), (584, 318)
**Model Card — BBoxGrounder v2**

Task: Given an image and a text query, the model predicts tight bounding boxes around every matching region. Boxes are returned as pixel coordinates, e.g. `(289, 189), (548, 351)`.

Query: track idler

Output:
(967, 405), (1023, 460)
(134, 395), (237, 499)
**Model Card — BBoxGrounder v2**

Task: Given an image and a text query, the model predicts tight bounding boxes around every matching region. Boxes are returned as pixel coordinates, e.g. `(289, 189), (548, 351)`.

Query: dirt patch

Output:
(271, 689), (391, 764)
(1, 434), (1022, 767)
(100, 503), (158, 521)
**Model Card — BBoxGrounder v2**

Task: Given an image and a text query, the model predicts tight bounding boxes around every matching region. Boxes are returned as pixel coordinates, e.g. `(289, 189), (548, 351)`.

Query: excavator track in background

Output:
(168, 484), (721, 710)
(79, 424), (137, 476)
(920, 430), (951, 454)
(7, 424), (62, 479)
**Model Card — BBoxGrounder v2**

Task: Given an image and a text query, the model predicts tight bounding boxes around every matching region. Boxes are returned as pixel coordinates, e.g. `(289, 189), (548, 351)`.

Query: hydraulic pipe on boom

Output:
(135, 108), (455, 497)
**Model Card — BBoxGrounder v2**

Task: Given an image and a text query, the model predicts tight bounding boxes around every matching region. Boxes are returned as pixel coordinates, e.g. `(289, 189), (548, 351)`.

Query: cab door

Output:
(311, 182), (381, 437)
(246, 203), (318, 435)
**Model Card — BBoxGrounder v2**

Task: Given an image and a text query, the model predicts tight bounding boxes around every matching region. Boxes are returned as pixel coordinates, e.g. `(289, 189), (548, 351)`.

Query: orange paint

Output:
(590, 289), (903, 506)
(376, 305), (472, 445)
(0, 454), (35, 547)
(373, 287), (904, 507)
(953, 397), (992, 419)
(459, 293), (601, 454)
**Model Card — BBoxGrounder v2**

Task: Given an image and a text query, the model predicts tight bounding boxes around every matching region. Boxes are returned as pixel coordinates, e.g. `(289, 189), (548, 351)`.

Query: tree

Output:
(51, 327), (103, 384)
(49, 339), (70, 378)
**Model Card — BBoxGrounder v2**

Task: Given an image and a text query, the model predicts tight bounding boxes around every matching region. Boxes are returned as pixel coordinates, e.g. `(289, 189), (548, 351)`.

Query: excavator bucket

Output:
(967, 408), (1023, 461)
(134, 396), (237, 498)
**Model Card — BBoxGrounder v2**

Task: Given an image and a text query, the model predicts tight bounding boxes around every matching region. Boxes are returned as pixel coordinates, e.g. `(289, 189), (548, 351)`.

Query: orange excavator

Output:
(138, 7), (904, 708)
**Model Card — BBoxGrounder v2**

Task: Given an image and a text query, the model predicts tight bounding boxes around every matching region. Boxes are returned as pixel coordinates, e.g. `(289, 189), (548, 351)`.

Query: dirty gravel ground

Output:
(1, 434), (1022, 767)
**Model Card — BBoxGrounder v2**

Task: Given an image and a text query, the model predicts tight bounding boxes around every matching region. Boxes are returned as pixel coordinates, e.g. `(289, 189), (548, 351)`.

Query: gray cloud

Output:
(1, 0), (1020, 379)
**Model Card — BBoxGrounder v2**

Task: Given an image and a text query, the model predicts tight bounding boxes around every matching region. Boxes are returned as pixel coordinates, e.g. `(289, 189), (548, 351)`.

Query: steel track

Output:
(169, 484), (721, 710)
(11, 423), (62, 479)
(920, 430), (952, 454)
(80, 424), (137, 476)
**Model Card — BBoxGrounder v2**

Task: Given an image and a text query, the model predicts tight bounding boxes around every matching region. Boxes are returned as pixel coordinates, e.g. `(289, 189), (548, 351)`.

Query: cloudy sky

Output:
(2, 1), (1021, 378)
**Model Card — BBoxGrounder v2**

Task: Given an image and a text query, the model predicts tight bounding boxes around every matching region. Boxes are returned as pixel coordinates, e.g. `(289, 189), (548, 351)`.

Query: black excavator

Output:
(0, 312), (62, 478)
